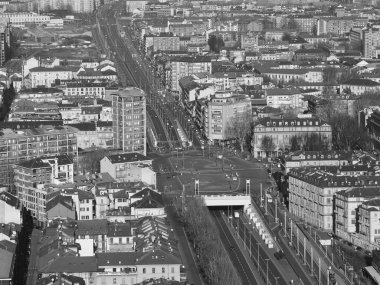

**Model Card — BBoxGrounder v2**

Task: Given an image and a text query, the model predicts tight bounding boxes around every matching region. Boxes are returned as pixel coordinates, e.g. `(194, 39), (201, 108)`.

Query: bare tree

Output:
(180, 198), (242, 285)
(290, 135), (302, 151)
(226, 109), (253, 153)
(261, 135), (275, 157)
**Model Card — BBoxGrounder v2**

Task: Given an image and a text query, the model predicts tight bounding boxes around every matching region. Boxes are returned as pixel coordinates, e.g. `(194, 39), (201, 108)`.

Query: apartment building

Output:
(29, 67), (74, 88)
(14, 154), (74, 225)
(112, 88), (147, 156)
(317, 17), (368, 36)
(65, 82), (106, 98)
(0, 125), (77, 185)
(0, 19), (9, 66)
(252, 114), (332, 158)
(167, 56), (212, 91)
(335, 187), (380, 242)
(363, 27), (380, 58)
(367, 110), (380, 152)
(288, 168), (380, 231)
(145, 34), (180, 52)
(100, 153), (156, 187)
(293, 15), (318, 33)
(57, 188), (95, 221)
(358, 199), (380, 249)
(38, 0), (97, 13)
(200, 93), (251, 142)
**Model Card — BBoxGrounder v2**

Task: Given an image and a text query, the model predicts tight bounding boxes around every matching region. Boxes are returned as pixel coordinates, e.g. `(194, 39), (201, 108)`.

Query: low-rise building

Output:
(100, 153), (156, 187)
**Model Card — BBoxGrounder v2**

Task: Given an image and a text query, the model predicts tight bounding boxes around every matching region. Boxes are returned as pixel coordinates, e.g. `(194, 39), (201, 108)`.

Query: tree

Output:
(177, 197), (242, 285)
(208, 35), (225, 53)
(329, 113), (371, 151)
(322, 66), (339, 85)
(0, 83), (17, 121)
(261, 135), (275, 157)
(353, 92), (380, 116)
(303, 133), (328, 151)
(225, 109), (253, 153)
(78, 148), (110, 174)
(290, 135), (301, 151)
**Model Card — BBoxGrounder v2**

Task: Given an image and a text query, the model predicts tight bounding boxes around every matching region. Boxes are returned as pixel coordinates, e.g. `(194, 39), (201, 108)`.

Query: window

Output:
(152, 268), (156, 273)
(110, 238), (113, 244)
(143, 268), (146, 274)
(113, 278), (117, 284)
(113, 268), (116, 272)
(119, 238), (122, 244)
(171, 267), (175, 273)
(162, 267), (165, 273)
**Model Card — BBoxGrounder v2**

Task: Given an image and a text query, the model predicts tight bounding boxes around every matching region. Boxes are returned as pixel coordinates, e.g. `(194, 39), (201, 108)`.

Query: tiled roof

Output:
(107, 222), (132, 237)
(46, 195), (74, 212)
(39, 256), (97, 273)
(76, 219), (108, 236)
(0, 248), (13, 278)
(342, 78), (380, 86)
(30, 67), (71, 73)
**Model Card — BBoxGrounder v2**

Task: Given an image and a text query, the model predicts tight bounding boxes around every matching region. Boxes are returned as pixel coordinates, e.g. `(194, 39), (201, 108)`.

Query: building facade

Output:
(0, 125), (77, 185)
(14, 154), (74, 225)
(112, 88), (147, 156)
(252, 115), (332, 158)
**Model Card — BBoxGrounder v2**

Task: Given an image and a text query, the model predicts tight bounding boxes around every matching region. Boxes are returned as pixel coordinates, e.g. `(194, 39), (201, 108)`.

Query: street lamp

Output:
(327, 266), (331, 285)
(257, 242), (261, 270)
(265, 259), (270, 285)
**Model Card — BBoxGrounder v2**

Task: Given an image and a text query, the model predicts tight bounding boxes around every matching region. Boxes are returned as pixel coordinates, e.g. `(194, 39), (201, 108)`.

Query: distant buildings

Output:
(112, 88), (147, 156)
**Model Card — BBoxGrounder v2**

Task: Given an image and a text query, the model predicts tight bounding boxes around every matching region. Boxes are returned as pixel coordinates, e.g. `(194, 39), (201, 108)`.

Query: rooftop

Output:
(112, 87), (146, 98)
(0, 248), (13, 278)
(76, 219), (108, 236)
(106, 153), (151, 164)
